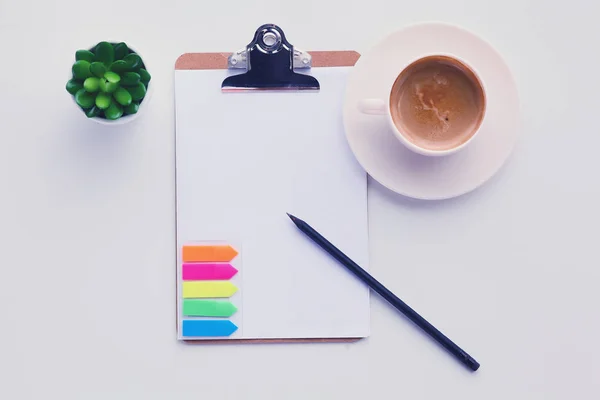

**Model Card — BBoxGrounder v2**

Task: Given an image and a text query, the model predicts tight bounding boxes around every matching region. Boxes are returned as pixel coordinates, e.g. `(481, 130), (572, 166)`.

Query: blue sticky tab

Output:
(182, 320), (238, 337)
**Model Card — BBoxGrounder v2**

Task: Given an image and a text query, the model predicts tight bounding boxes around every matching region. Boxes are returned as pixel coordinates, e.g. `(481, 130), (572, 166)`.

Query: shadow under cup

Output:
(389, 55), (486, 153)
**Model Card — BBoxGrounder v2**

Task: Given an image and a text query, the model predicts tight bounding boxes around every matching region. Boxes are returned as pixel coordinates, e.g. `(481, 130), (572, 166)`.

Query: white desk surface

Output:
(1, 1), (599, 399)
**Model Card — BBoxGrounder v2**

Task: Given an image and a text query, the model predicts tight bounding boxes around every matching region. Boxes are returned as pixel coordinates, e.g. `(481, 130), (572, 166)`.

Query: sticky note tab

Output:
(182, 245), (238, 262)
(182, 320), (238, 337)
(182, 281), (238, 298)
(183, 299), (238, 317)
(182, 263), (238, 280)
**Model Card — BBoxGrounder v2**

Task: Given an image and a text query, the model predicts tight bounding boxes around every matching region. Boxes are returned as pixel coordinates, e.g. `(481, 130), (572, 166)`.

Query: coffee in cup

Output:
(359, 54), (486, 156)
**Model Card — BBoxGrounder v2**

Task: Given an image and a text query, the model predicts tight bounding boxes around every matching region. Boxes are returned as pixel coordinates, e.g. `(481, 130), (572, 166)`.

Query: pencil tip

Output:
(286, 212), (297, 221)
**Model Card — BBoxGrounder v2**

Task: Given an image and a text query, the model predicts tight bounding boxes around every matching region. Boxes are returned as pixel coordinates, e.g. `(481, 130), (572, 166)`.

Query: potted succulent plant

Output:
(66, 41), (151, 123)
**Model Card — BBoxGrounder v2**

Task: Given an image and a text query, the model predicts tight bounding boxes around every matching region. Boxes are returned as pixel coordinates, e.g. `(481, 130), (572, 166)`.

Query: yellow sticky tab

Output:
(182, 281), (238, 298)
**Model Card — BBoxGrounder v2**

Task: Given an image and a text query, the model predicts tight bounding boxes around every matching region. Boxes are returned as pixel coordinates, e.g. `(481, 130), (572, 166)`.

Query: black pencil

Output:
(287, 212), (480, 372)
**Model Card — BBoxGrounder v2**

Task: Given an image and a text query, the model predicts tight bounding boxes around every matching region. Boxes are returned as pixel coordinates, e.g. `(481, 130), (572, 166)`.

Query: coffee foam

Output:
(390, 56), (485, 151)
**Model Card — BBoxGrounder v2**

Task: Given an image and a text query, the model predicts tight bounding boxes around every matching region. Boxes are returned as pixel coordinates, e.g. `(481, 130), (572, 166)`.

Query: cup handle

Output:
(358, 99), (387, 115)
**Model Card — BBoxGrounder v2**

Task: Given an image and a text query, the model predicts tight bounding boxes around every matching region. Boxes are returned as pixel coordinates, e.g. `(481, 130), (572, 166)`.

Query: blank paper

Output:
(174, 67), (370, 340)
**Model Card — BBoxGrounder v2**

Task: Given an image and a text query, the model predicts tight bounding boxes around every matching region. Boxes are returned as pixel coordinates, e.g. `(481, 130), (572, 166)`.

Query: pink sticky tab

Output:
(182, 263), (238, 280)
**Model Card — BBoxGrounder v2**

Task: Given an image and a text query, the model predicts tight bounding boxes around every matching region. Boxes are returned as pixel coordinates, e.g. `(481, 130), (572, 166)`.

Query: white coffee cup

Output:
(358, 54), (487, 157)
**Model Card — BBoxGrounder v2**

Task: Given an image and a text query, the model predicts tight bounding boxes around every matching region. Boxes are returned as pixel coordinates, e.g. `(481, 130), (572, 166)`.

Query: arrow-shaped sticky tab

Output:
(182, 245), (238, 262)
(182, 281), (238, 298)
(182, 320), (238, 337)
(182, 263), (238, 280)
(183, 299), (238, 317)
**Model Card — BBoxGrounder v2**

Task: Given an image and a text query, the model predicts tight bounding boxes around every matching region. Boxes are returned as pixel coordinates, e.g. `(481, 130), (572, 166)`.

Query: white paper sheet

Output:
(174, 67), (370, 339)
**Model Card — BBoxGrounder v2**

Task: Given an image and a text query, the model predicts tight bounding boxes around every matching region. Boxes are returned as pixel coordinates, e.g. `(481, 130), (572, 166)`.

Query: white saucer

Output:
(343, 22), (520, 200)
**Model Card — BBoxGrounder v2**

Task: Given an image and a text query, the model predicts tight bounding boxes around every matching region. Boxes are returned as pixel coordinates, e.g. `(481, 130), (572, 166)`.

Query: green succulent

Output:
(66, 42), (151, 120)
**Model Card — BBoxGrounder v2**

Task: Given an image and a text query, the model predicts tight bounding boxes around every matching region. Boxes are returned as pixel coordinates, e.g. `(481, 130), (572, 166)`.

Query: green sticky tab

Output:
(183, 299), (237, 317)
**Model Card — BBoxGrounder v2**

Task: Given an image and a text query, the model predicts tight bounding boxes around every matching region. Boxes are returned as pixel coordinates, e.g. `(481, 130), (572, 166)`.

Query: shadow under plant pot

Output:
(66, 41), (152, 125)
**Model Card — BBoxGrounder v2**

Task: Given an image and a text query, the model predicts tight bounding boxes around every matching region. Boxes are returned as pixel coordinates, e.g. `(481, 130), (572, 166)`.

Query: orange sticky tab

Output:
(182, 245), (238, 262)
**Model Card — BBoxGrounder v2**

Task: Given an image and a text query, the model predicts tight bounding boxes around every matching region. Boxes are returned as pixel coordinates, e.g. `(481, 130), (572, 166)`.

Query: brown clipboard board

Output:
(174, 25), (362, 344)
(176, 50), (359, 72)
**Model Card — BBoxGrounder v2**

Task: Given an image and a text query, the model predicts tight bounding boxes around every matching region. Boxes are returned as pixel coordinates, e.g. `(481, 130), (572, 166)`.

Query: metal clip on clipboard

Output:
(221, 24), (320, 92)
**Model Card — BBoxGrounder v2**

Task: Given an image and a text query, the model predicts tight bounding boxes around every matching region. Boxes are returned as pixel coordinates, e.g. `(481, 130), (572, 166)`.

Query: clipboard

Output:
(174, 24), (366, 344)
